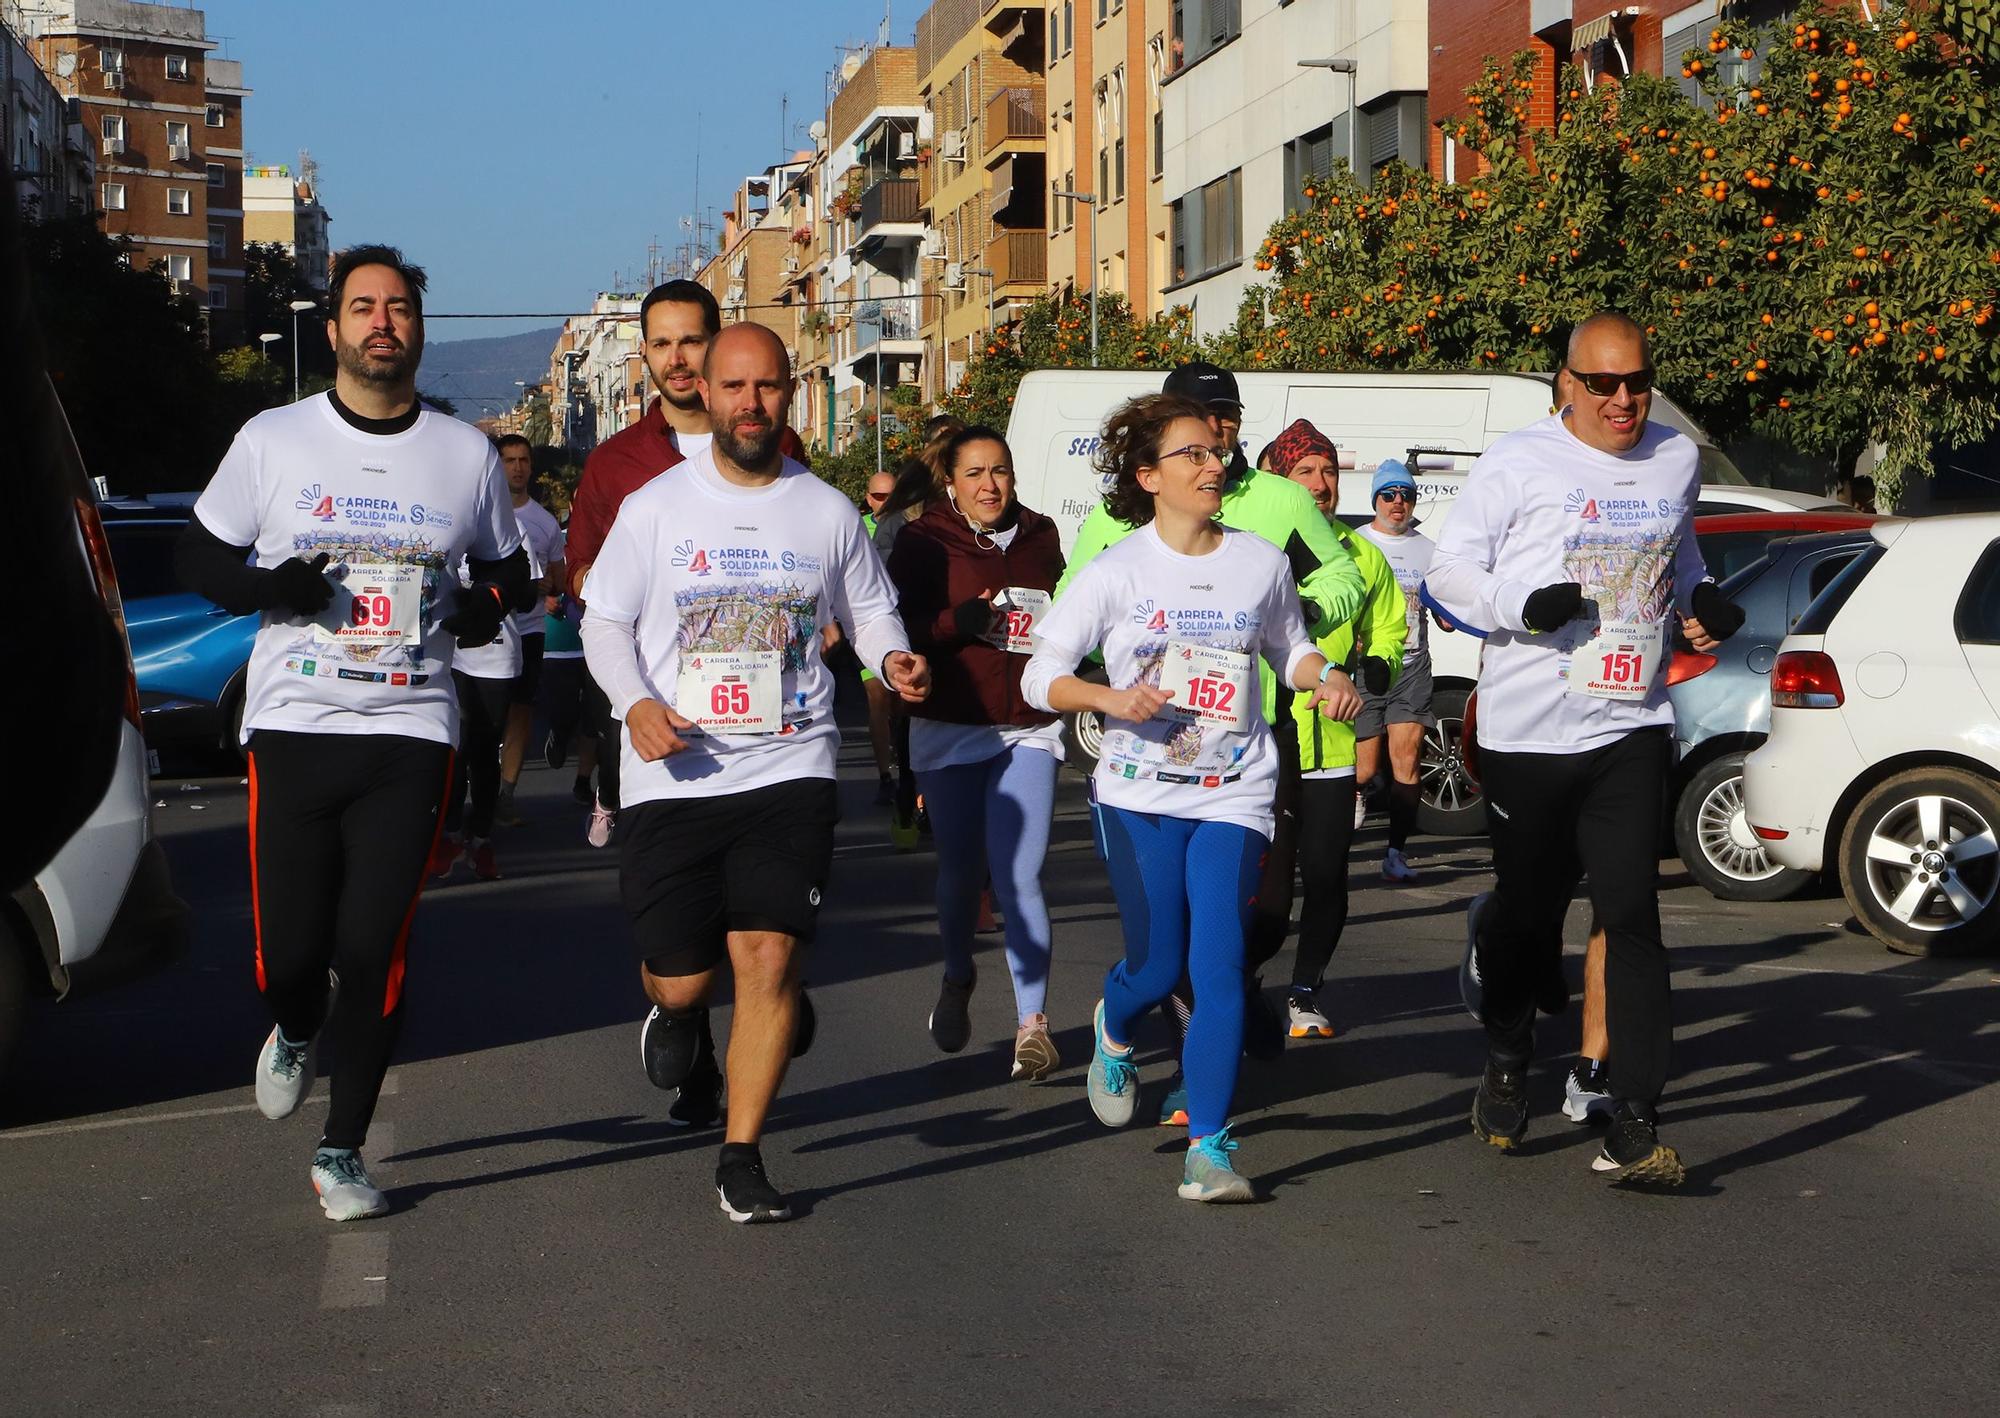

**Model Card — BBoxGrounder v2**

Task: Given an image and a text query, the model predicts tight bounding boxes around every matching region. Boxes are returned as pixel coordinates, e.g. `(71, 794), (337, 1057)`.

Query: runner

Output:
(1423, 312), (1742, 1184)
(1056, 362), (1365, 1124)
(1023, 392), (1362, 1202)
(432, 544), (530, 882)
(492, 432), (565, 826)
(1262, 420), (1407, 1041)
(173, 244), (527, 1221)
(539, 587), (596, 804)
(580, 323), (930, 1222)
(1354, 459), (1440, 882)
(887, 425), (1066, 1079)
(860, 470), (899, 804)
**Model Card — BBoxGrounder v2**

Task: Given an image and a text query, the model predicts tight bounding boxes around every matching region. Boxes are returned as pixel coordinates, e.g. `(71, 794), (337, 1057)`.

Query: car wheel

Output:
(1675, 751), (1816, 902)
(1417, 685), (1484, 836)
(1064, 707), (1105, 778)
(1837, 767), (2000, 957)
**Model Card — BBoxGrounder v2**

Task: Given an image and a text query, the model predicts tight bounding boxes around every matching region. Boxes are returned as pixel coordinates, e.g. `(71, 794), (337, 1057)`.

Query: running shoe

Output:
(311, 1147), (389, 1222)
(716, 1145), (792, 1223)
(873, 773), (896, 807)
(916, 801), (932, 838)
(466, 836), (501, 881)
(668, 1058), (722, 1129)
(544, 729), (567, 771)
(928, 969), (976, 1054)
(1352, 791), (1369, 831)
(1591, 1105), (1686, 1186)
(493, 785), (524, 828)
(640, 1004), (708, 1092)
(1471, 1055), (1529, 1149)
(255, 1026), (316, 1120)
(1158, 1071), (1190, 1128)
(1382, 847), (1418, 883)
(586, 797), (616, 848)
(571, 775), (593, 806)
(1459, 892), (1494, 1021)
(1243, 975), (1286, 1062)
(1011, 1013), (1059, 1081)
(1563, 1058), (1615, 1124)
(1086, 999), (1138, 1127)
(427, 832), (462, 882)
(1177, 1126), (1254, 1203)
(793, 986), (817, 1059)
(1286, 987), (1334, 1040)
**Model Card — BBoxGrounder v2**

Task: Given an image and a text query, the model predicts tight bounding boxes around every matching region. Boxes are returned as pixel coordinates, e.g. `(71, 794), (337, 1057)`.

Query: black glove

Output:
(952, 597), (996, 640)
(1359, 655), (1391, 696)
(441, 583), (508, 649)
(1690, 580), (1745, 641)
(259, 552), (335, 615)
(1522, 582), (1585, 634)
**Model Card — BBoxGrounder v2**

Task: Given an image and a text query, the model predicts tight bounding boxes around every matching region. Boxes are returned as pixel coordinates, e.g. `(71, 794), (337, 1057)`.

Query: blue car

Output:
(103, 504), (258, 760)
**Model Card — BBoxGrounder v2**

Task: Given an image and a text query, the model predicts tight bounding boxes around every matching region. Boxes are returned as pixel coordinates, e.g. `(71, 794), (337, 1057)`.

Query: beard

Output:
(334, 331), (420, 386)
(713, 412), (782, 468)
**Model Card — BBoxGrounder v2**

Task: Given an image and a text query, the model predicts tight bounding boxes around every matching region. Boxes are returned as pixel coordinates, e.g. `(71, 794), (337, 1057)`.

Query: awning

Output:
(1572, 13), (1617, 48)
(990, 155), (1016, 221)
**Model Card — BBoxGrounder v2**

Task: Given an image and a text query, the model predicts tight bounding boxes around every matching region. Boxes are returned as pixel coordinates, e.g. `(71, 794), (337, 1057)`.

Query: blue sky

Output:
(212, 0), (903, 338)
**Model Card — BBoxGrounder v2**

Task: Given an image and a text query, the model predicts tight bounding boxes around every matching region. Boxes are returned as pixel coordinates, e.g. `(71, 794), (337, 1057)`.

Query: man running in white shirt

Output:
(1354, 459), (1440, 883)
(581, 323), (931, 1222)
(493, 433), (565, 825)
(1424, 313), (1741, 1185)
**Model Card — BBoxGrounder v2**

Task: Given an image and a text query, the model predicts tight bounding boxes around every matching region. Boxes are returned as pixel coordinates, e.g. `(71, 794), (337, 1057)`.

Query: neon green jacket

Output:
(1055, 465), (1367, 725)
(1292, 520), (1406, 773)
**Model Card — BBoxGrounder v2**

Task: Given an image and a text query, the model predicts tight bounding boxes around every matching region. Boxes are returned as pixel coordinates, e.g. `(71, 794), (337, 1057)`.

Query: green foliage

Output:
(241, 241), (333, 380)
(1228, 0), (1998, 500)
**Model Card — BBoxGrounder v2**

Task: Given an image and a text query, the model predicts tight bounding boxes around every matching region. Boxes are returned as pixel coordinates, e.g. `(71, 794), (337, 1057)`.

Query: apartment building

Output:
(772, 142), (835, 453)
(23, 0), (226, 313)
(699, 156), (808, 351)
(825, 45), (923, 445)
(243, 157), (331, 290)
(547, 292), (643, 452)
(1427, 1), (1826, 179)
(914, 0), (1047, 404)
(1161, 0), (1428, 338)
(201, 54), (244, 340)
(1044, 0), (1172, 323)
(4, 20), (95, 218)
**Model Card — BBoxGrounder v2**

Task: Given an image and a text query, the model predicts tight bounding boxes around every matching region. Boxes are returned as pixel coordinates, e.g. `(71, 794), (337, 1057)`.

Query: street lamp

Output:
(256, 331), (281, 362)
(960, 266), (996, 334)
(1295, 57), (1360, 190)
(1051, 188), (1099, 365)
(288, 298), (316, 401)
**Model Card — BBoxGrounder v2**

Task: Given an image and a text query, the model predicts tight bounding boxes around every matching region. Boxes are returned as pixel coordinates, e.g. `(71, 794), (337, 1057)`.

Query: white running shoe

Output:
(586, 797), (616, 848)
(1286, 988), (1334, 1039)
(255, 1026), (316, 1120)
(1353, 792), (1369, 831)
(1563, 1060), (1616, 1124)
(1381, 847), (1418, 883)
(312, 1147), (389, 1221)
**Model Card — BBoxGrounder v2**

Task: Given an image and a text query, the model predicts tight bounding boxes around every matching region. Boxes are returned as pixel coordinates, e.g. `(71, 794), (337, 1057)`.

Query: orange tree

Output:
(1223, 0), (1998, 499)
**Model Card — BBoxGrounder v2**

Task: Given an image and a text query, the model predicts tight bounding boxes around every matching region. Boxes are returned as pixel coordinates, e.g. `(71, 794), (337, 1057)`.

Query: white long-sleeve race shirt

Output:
(1423, 415), (1707, 756)
(580, 448), (910, 803)
(1023, 524), (1315, 837)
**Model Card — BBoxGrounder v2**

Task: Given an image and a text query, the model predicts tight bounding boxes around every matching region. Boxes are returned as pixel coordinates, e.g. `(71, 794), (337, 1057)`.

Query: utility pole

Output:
(1295, 57), (1360, 189)
(1051, 188), (1099, 365)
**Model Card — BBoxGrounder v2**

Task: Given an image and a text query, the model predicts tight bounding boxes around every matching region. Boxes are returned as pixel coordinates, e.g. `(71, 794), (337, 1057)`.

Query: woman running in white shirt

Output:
(1022, 393), (1362, 1202)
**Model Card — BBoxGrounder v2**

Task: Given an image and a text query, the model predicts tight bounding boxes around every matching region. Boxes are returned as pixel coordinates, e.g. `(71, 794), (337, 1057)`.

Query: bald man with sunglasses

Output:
(1424, 313), (1743, 1186)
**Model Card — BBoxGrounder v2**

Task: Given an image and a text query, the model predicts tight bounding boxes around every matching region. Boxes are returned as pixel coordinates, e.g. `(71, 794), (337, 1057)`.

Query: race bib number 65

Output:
(677, 650), (781, 733)
(1158, 639), (1254, 734)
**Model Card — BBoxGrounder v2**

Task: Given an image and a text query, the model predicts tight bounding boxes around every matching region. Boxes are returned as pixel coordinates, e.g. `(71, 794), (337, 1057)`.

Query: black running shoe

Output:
(641, 1004), (708, 1091)
(544, 729), (567, 771)
(716, 1146), (792, 1223)
(1592, 1104), (1687, 1186)
(793, 986), (817, 1059)
(1242, 974), (1286, 1062)
(668, 1058), (722, 1129)
(1471, 1056), (1529, 1148)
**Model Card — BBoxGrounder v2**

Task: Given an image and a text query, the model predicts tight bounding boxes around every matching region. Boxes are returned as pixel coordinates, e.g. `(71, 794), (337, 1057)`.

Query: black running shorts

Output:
(509, 632), (545, 707)
(618, 777), (839, 976)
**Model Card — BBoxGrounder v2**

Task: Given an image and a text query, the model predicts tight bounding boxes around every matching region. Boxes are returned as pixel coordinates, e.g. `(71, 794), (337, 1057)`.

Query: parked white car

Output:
(1743, 512), (2000, 955)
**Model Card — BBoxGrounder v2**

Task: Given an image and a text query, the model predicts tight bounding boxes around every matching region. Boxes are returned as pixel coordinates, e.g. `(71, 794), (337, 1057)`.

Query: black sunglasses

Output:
(1570, 368), (1655, 397)
(1375, 488), (1415, 504)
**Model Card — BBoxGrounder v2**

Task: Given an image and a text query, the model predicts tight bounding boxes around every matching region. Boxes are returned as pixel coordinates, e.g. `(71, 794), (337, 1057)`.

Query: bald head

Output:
(702, 320), (791, 382)
(698, 321), (794, 474)
(1563, 311), (1653, 455)
(1566, 311), (1649, 369)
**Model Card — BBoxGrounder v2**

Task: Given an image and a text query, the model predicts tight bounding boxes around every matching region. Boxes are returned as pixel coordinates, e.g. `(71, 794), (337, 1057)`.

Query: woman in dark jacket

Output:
(888, 424), (1067, 1081)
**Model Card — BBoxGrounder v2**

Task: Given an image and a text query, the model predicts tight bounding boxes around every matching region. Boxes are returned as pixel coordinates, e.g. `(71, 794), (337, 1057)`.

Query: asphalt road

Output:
(4, 720), (1997, 1417)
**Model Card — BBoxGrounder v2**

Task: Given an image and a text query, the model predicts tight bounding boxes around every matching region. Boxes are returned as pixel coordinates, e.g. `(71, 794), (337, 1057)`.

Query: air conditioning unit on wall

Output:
(939, 130), (964, 160)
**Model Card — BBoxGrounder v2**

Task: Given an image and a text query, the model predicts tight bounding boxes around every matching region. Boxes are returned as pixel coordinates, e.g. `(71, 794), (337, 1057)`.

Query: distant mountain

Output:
(417, 326), (561, 417)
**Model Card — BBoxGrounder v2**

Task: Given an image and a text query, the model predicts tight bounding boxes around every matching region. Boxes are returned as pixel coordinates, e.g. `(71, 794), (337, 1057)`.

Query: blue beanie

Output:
(1371, 459), (1416, 499)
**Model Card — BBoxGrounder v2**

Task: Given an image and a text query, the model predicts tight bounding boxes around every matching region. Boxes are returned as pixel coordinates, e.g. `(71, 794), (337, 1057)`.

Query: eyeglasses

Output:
(1160, 444), (1232, 469)
(1375, 488), (1415, 504)
(865, 492), (889, 504)
(1570, 368), (1655, 397)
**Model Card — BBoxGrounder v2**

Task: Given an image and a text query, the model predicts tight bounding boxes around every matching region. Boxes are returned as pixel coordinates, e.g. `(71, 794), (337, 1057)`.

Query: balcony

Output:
(983, 0), (1041, 61)
(858, 176), (920, 231)
(983, 87), (1042, 160)
(849, 298), (924, 381)
(986, 230), (1046, 291)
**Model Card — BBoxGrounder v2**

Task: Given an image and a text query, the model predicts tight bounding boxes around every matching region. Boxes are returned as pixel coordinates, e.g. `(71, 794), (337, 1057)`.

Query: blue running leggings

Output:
(915, 746), (1059, 1024)
(1096, 805), (1268, 1139)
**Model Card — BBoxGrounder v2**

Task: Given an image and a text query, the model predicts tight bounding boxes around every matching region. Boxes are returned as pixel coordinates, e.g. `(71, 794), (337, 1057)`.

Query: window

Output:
(167, 187), (191, 215)
(1062, 1), (1073, 55)
(166, 254), (192, 283)
(165, 53), (189, 81)
(205, 103), (225, 128)
(207, 162), (224, 188)
(1171, 0), (1238, 72)
(102, 181), (126, 211)
(208, 224), (225, 258)
(1955, 540), (2000, 643)
(1169, 167), (1241, 284)
(100, 113), (124, 141)
(99, 47), (124, 73)
(1114, 138), (1126, 201)
(166, 120), (190, 154)
(1284, 123), (1339, 214)
(208, 284), (226, 309)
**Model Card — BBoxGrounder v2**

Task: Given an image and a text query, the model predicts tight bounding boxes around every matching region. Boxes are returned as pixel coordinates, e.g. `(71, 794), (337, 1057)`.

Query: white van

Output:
(1005, 367), (1760, 832)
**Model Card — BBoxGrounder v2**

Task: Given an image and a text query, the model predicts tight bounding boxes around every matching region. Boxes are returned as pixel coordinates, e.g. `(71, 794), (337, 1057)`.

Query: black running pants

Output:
(582, 670), (621, 811)
(1290, 774), (1358, 988)
(446, 671), (510, 838)
(1477, 727), (1671, 1110)
(246, 729), (453, 1151)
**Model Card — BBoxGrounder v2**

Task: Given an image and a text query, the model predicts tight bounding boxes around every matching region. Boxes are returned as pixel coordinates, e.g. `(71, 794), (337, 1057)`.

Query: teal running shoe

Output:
(1157, 1070), (1189, 1127)
(1178, 1126), (1254, 1203)
(255, 1026), (315, 1121)
(1086, 999), (1138, 1127)
(311, 1147), (389, 1222)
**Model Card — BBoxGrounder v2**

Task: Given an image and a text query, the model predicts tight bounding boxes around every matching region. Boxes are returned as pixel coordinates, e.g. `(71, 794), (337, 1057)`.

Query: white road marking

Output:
(318, 1233), (390, 1309)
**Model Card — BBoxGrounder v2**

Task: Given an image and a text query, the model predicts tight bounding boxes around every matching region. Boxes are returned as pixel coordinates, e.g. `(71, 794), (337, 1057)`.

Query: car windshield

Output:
(105, 521), (187, 600)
